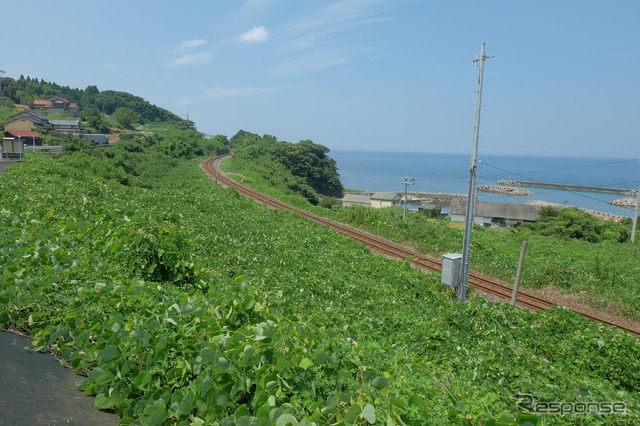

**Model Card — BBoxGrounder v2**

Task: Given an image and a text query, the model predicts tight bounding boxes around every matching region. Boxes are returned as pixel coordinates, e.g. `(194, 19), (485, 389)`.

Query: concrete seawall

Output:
(497, 179), (636, 195)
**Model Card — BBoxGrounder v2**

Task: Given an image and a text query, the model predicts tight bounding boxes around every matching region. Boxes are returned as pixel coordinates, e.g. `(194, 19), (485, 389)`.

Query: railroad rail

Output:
(201, 155), (639, 337)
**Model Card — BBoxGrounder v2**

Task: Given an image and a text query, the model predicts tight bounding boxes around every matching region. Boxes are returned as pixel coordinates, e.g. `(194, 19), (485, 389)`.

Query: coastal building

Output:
(370, 192), (401, 208)
(449, 198), (541, 227)
(339, 193), (373, 207)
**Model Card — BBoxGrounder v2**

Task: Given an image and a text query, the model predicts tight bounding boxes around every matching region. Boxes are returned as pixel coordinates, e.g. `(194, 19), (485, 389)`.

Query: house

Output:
(3, 110), (52, 133)
(32, 96), (80, 116)
(3, 131), (43, 147)
(370, 192), (401, 208)
(2, 131), (43, 158)
(3, 110), (84, 137)
(448, 198), (541, 227)
(50, 119), (83, 136)
(340, 193), (373, 207)
(81, 134), (108, 145)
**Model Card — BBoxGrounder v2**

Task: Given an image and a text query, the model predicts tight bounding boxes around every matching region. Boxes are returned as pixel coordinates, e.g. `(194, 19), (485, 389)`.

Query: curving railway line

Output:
(201, 155), (639, 337)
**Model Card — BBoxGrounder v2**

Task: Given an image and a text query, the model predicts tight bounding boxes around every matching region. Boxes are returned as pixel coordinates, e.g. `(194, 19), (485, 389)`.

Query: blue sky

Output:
(3, 1), (639, 157)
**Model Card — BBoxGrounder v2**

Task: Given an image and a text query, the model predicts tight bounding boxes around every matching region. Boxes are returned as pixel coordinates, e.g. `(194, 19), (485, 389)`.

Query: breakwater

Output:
(477, 185), (533, 196)
(497, 180), (636, 195)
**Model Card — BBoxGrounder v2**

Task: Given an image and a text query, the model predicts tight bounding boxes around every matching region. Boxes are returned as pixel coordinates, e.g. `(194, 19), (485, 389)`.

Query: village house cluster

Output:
(1, 96), (107, 159)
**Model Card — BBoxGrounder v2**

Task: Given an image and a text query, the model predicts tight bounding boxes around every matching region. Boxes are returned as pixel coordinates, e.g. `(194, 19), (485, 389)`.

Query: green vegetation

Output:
(0, 76), (194, 131)
(80, 106), (112, 134)
(0, 104), (21, 125)
(230, 131), (344, 204)
(223, 142), (640, 321)
(519, 206), (630, 243)
(1, 126), (639, 424)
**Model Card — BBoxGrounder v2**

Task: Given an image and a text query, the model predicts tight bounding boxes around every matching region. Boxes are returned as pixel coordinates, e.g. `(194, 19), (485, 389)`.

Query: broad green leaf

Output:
(178, 390), (196, 416)
(97, 345), (120, 363)
(94, 393), (113, 409)
(361, 403), (376, 424)
(275, 413), (298, 426)
(371, 375), (388, 389)
(343, 403), (361, 423)
(212, 357), (230, 375)
(299, 357), (313, 370)
(199, 347), (217, 363)
(143, 403), (168, 426)
(94, 370), (115, 386)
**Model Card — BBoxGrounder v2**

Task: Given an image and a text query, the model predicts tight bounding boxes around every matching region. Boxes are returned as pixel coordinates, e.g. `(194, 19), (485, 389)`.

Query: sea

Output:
(330, 150), (640, 218)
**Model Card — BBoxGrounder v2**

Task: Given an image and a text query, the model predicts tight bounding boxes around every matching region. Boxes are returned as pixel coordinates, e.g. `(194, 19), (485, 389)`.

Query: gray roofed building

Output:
(340, 193), (372, 207)
(81, 134), (109, 145)
(449, 198), (541, 227)
(49, 119), (84, 135)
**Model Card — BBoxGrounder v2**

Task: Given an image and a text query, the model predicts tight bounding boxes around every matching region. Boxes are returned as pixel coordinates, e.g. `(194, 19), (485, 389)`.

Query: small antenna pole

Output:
(401, 174), (415, 220)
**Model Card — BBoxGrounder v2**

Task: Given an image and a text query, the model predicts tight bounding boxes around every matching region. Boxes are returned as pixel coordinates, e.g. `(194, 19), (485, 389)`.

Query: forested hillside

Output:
(230, 130), (344, 204)
(0, 75), (192, 128)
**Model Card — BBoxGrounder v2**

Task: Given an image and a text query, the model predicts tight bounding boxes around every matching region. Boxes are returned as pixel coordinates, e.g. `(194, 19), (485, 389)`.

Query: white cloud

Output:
(178, 39), (208, 51)
(285, 0), (392, 37)
(168, 39), (214, 68)
(239, 26), (270, 43)
(101, 62), (118, 69)
(168, 52), (215, 68)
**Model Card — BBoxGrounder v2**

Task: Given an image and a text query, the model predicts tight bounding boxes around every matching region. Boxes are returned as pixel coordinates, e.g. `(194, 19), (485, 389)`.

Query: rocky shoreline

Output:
(609, 197), (638, 209)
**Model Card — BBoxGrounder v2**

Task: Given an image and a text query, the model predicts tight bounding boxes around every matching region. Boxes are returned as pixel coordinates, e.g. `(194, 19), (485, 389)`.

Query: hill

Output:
(1, 76), (191, 128)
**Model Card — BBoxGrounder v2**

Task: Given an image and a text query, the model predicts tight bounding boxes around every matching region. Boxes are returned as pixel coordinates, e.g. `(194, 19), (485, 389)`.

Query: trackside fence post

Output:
(511, 240), (528, 306)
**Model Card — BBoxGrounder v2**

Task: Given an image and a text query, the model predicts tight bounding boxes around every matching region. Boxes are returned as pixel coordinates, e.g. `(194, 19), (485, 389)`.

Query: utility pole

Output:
(401, 174), (415, 220)
(458, 42), (493, 302)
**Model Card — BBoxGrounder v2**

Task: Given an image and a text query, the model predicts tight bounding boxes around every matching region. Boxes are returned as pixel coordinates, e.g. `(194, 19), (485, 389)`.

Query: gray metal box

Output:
(441, 253), (462, 287)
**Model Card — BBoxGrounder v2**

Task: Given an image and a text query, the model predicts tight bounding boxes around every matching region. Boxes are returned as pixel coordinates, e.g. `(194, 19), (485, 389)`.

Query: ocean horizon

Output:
(330, 150), (640, 218)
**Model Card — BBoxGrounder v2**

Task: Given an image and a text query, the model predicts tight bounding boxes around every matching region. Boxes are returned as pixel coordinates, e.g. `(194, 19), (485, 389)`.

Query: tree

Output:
(112, 107), (140, 130)
(80, 106), (110, 133)
(81, 85), (100, 109)
(273, 140), (344, 197)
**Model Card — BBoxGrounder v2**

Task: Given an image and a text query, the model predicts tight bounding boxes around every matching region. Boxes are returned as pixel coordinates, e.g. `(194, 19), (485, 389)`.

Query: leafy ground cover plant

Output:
(1, 148), (639, 424)
(222, 149), (640, 322)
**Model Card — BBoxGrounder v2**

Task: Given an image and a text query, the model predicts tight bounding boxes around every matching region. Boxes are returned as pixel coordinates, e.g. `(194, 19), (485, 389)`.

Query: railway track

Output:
(201, 155), (639, 337)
